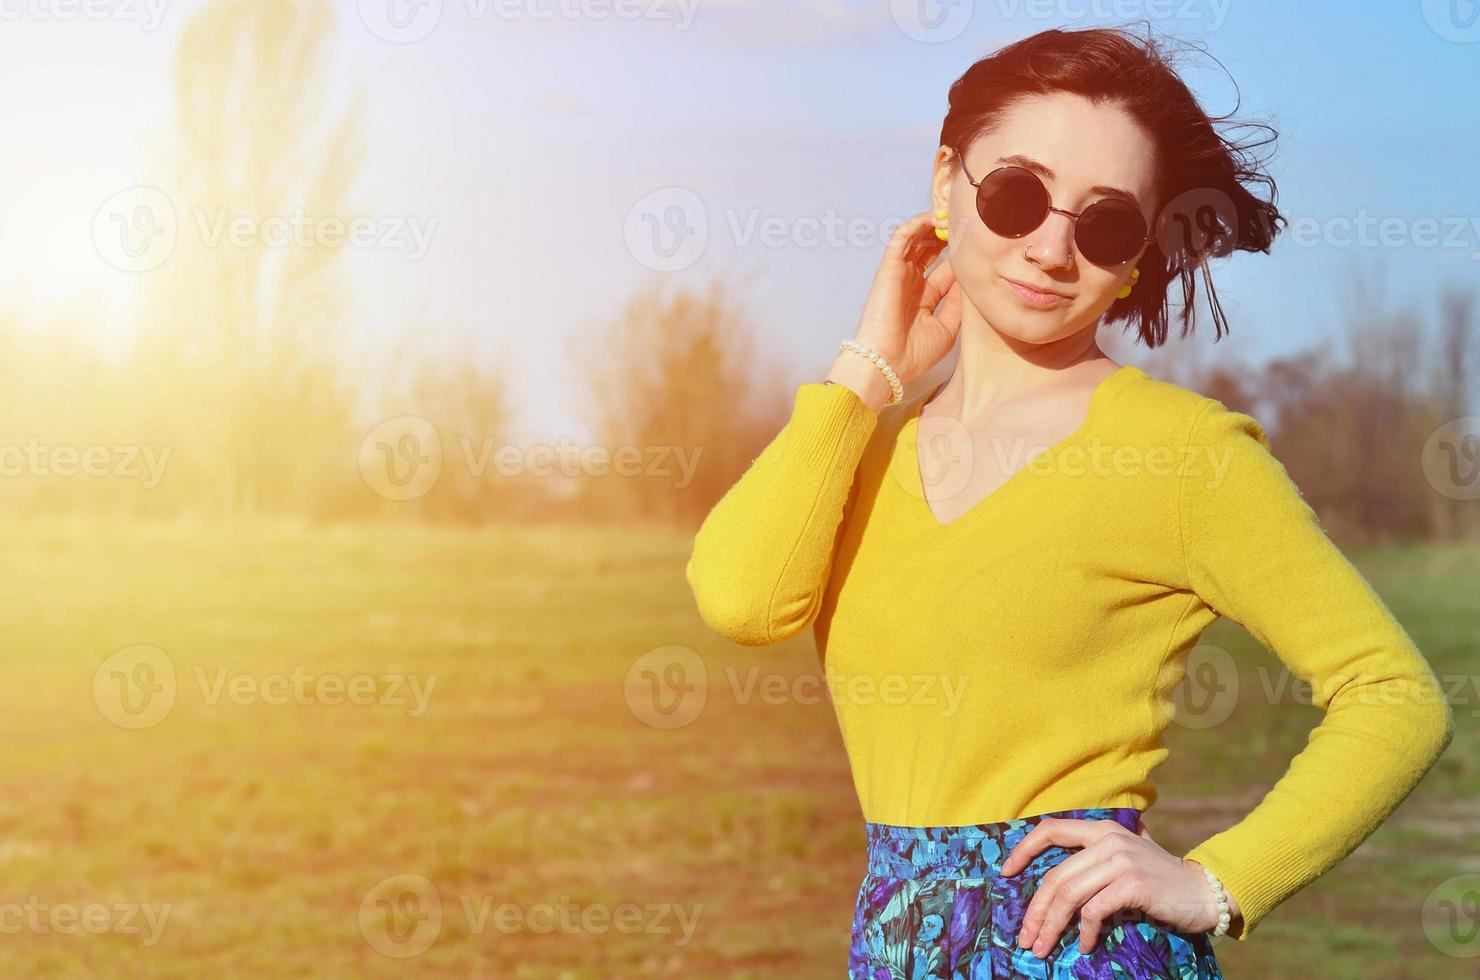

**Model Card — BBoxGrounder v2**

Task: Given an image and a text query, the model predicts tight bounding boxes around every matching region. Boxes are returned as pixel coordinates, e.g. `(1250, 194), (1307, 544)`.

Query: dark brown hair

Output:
(939, 24), (1285, 347)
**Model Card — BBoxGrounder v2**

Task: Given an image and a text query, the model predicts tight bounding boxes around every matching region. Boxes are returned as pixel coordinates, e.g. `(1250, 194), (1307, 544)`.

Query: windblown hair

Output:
(938, 24), (1285, 347)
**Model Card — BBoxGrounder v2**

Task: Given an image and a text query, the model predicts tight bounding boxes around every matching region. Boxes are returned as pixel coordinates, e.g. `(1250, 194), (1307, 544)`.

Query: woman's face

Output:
(932, 91), (1158, 345)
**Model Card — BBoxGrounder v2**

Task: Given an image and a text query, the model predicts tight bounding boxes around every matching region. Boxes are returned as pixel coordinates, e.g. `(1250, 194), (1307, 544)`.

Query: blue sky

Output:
(4, 0), (1477, 440)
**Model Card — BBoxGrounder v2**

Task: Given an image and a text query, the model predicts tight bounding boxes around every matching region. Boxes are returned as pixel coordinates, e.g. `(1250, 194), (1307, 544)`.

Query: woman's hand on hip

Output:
(998, 815), (1239, 956)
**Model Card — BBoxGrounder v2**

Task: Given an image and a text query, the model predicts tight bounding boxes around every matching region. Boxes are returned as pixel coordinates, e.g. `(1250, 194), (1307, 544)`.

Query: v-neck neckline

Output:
(903, 363), (1142, 530)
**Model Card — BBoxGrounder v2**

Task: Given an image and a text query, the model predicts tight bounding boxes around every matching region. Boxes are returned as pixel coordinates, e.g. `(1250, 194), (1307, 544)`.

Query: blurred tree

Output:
(384, 337), (521, 524)
(1427, 286), (1477, 542)
(566, 276), (793, 528)
(134, 0), (362, 518)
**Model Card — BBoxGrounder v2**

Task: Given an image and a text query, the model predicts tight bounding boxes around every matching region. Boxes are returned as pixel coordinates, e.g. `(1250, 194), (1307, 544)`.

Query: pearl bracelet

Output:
(1198, 863), (1232, 938)
(837, 340), (904, 405)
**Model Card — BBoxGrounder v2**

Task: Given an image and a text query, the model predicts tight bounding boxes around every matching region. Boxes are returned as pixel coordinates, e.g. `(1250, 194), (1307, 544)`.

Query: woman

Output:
(685, 26), (1454, 979)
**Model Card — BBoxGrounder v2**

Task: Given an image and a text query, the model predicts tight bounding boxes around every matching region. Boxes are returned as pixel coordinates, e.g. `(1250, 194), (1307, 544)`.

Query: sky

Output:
(3, 0), (1477, 442)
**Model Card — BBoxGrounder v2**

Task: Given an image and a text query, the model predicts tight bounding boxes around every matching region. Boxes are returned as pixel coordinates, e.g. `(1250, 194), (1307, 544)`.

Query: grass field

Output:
(0, 520), (1473, 977)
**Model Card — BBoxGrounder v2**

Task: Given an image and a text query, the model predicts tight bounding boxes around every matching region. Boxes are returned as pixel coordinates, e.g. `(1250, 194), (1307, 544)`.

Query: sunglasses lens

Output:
(976, 167), (1049, 237)
(1076, 201), (1146, 266)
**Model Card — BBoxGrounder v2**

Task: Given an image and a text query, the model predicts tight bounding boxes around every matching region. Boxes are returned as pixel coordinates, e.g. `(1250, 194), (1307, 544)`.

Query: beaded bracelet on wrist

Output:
(836, 340), (904, 405)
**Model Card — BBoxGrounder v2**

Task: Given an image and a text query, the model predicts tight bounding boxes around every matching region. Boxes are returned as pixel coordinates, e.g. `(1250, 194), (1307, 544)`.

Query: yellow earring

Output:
(934, 206), (949, 242)
(1116, 265), (1140, 299)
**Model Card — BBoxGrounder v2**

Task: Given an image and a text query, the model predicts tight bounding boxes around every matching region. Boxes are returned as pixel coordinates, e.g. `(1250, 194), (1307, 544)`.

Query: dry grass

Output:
(0, 520), (1470, 977)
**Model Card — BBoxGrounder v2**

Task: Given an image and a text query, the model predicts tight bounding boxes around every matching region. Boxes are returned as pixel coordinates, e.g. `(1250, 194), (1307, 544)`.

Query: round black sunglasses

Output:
(950, 146), (1155, 268)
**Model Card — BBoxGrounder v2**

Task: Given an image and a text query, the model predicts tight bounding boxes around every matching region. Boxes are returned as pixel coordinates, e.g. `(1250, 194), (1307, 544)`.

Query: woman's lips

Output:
(1003, 276), (1069, 309)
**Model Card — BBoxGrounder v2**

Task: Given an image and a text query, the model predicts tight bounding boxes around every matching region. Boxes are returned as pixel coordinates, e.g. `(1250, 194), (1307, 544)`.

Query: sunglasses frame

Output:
(949, 145), (1155, 268)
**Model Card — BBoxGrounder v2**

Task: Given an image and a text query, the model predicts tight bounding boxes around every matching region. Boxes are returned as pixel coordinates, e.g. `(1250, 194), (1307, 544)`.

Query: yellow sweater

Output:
(685, 363), (1454, 941)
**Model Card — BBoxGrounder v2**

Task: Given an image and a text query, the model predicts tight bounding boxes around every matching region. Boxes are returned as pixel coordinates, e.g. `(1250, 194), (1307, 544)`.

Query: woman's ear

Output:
(931, 145), (957, 217)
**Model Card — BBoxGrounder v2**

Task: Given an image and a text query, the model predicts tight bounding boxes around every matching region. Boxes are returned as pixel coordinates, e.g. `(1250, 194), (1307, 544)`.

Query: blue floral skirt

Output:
(848, 806), (1224, 979)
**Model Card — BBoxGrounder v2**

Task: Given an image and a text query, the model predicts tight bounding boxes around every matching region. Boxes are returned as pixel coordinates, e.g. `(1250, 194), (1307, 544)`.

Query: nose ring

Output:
(1024, 243), (1071, 263)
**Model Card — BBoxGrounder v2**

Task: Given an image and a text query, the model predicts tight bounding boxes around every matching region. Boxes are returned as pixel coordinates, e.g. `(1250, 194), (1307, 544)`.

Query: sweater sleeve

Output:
(685, 381), (880, 646)
(1176, 399), (1454, 941)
